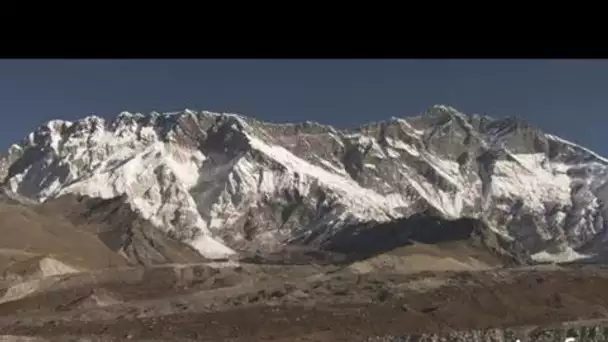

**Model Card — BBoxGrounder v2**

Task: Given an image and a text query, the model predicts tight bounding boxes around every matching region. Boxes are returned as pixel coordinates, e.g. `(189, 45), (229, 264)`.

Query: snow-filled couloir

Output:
(2, 105), (608, 262)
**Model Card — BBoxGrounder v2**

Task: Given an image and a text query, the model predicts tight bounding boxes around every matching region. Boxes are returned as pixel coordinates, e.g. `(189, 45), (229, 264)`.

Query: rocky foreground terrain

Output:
(1, 191), (608, 341)
(3, 257), (608, 341)
(3, 105), (608, 341)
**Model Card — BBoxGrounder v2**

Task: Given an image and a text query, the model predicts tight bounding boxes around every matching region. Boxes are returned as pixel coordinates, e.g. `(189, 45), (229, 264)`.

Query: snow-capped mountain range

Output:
(1, 105), (607, 262)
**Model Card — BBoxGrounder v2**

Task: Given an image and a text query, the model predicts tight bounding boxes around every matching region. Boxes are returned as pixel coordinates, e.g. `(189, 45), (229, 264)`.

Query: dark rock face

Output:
(38, 195), (207, 266)
(2, 187), (206, 267)
(321, 214), (524, 266)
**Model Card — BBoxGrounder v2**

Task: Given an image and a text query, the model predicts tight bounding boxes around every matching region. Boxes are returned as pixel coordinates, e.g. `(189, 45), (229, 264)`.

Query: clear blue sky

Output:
(1, 59), (606, 155)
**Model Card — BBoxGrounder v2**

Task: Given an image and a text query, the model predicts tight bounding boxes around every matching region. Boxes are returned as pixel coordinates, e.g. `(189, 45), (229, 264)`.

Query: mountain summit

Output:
(2, 105), (607, 261)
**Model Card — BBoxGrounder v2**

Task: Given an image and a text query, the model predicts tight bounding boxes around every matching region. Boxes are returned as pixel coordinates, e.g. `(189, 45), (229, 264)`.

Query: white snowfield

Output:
(2, 105), (608, 262)
(531, 246), (588, 263)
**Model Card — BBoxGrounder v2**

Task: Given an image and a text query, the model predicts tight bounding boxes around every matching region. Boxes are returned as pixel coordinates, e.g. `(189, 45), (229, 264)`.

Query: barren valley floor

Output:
(2, 260), (608, 341)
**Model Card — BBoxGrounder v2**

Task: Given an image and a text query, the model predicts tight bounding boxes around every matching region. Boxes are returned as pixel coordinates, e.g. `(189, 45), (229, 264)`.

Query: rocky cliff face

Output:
(37, 194), (208, 266)
(0, 154), (9, 184)
(2, 105), (608, 261)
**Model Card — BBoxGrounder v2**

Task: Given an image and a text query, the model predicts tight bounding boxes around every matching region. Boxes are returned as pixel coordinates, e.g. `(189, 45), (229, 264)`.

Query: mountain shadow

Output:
(321, 213), (526, 266)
